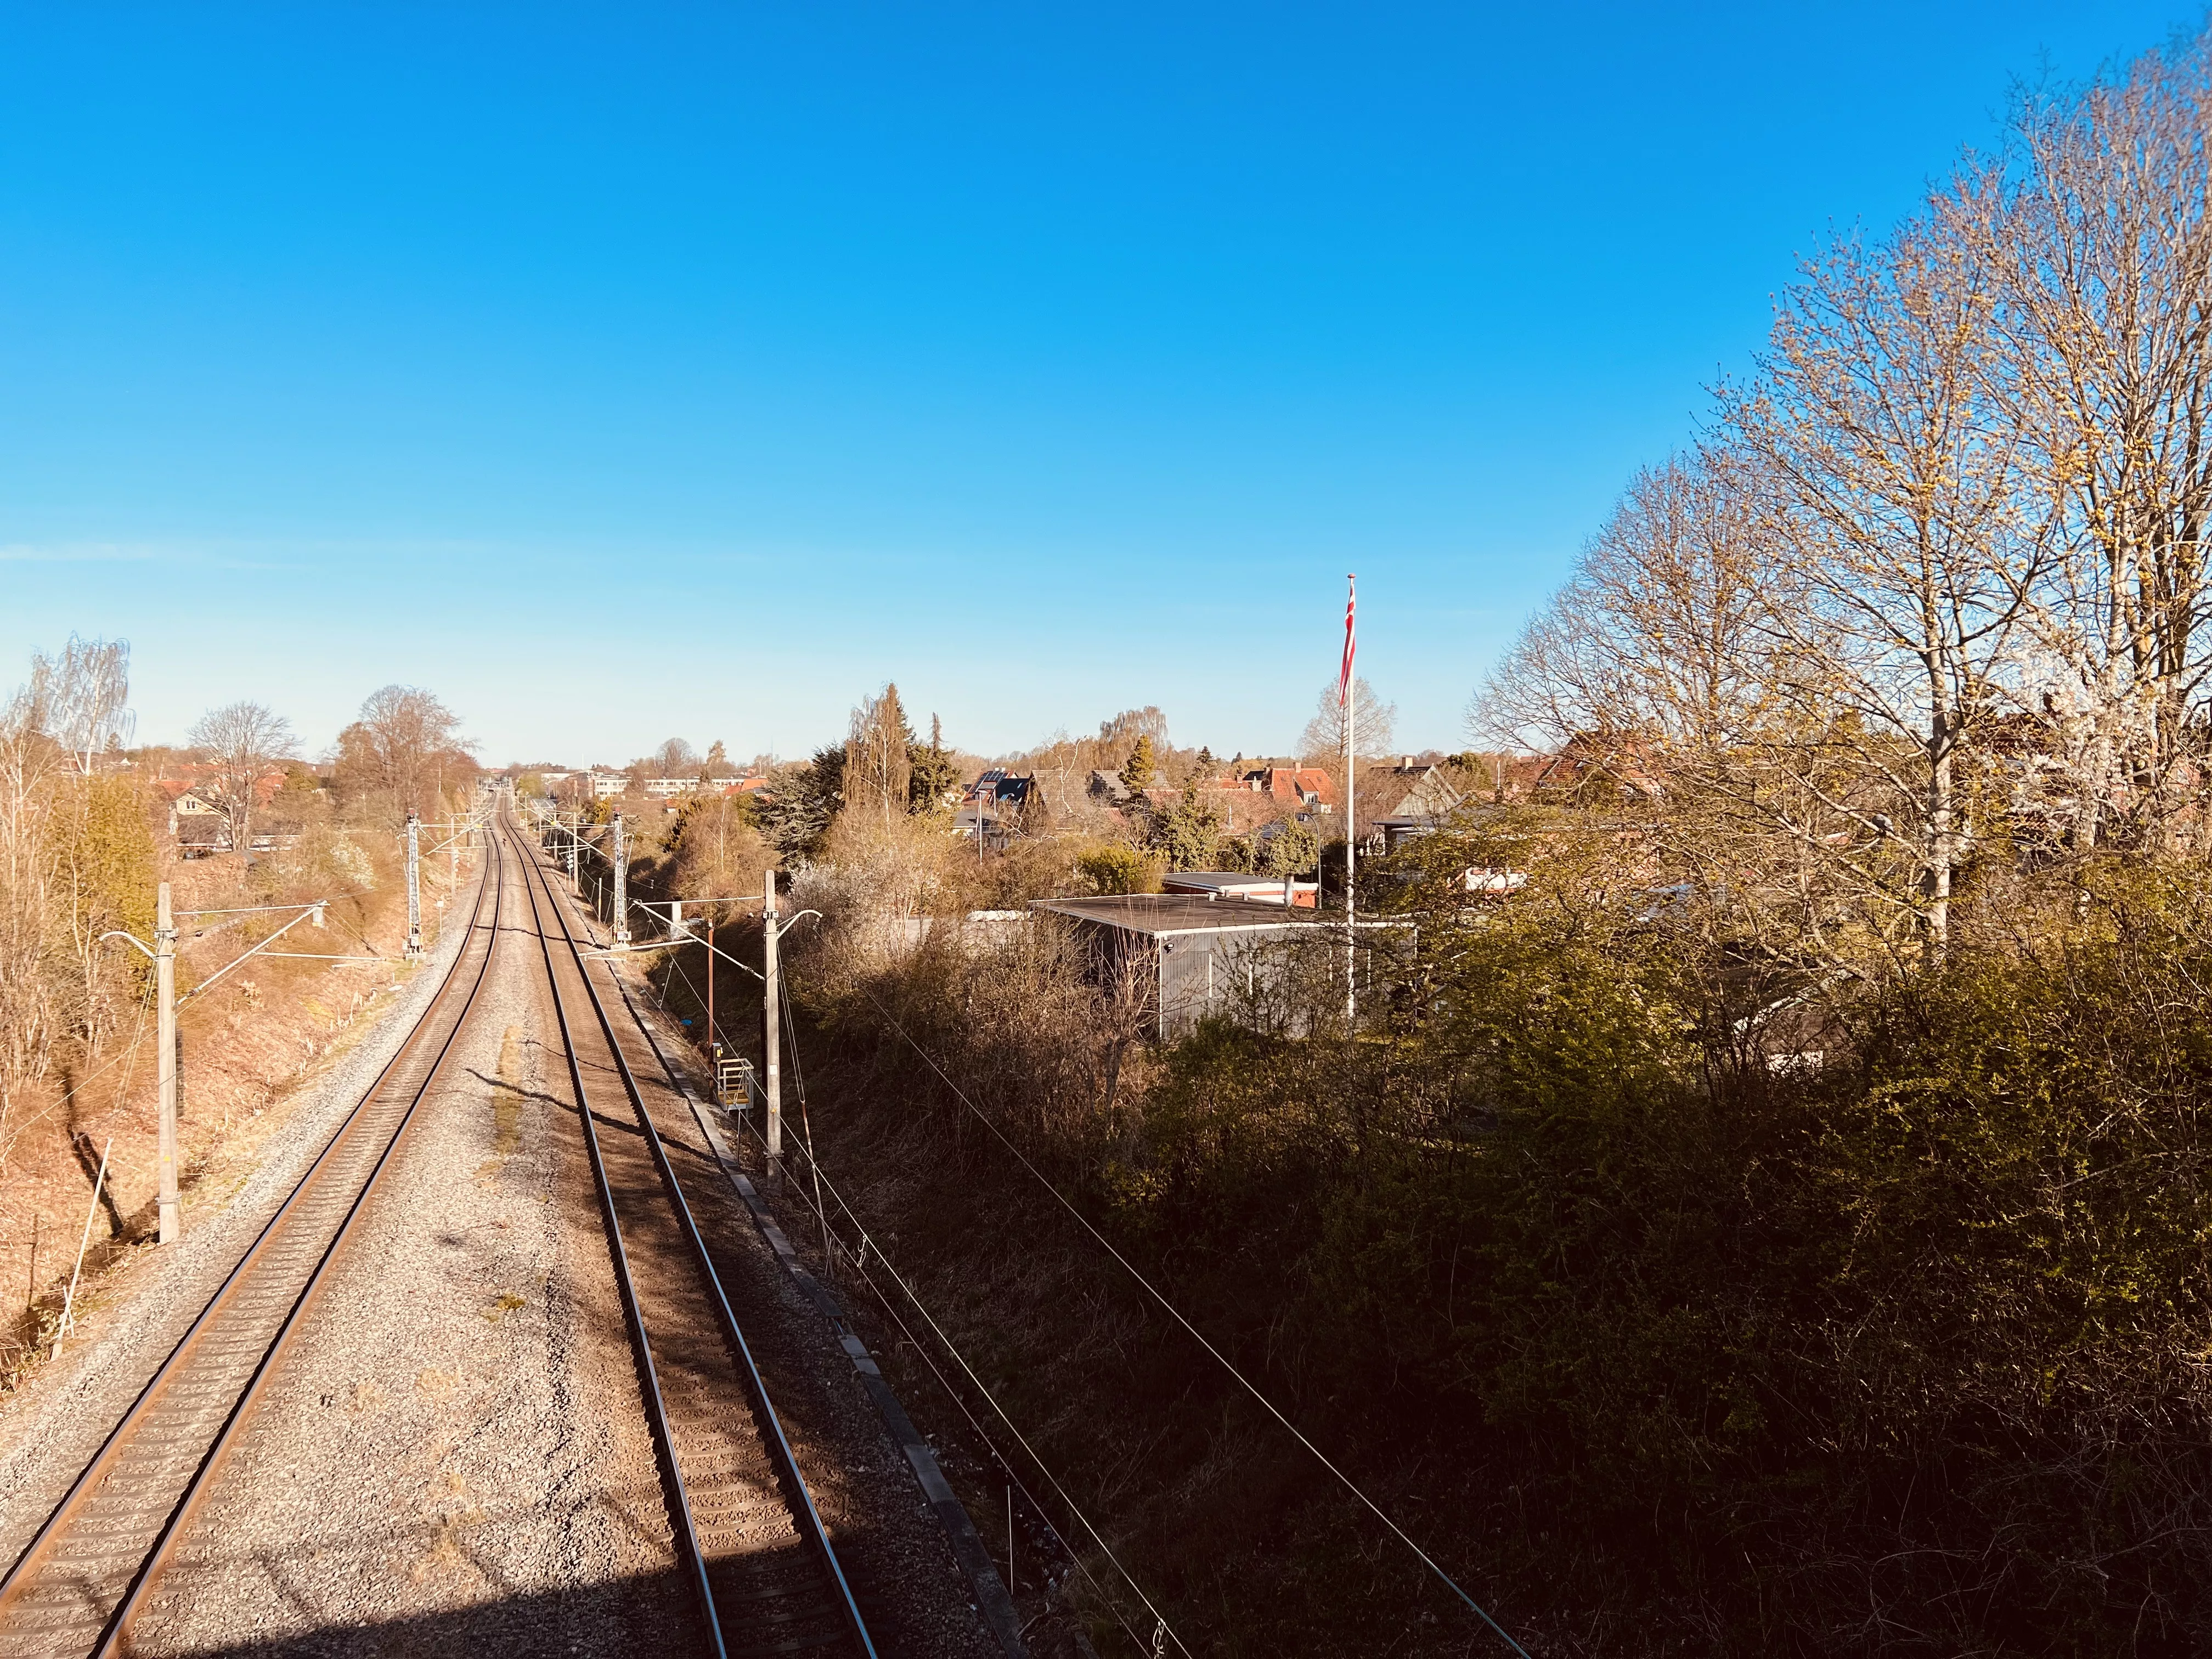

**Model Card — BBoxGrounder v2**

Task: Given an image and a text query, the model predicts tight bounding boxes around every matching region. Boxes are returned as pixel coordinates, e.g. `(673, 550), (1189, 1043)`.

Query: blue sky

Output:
(0, 3), (2194, 765)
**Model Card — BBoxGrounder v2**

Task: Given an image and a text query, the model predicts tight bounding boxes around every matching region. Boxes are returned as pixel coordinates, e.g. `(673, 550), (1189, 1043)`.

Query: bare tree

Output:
(39, 636), (133, 776)
(648, 737), (701, 777)
(1097, 707), (1170, 751)
(669, 794), (773, 901)
(1728, 216), (2046, 960)
(1943, 41), (2212, 848)
(189, 701), (296, 853)
(1485, 218), (2044, 967)
(336, 685), (472, 821)
(844, 684), (914, 827)
(1478, 450), (1773, 757)
(0, 674), (60, 1089)
(1299, 677), (1396, 764)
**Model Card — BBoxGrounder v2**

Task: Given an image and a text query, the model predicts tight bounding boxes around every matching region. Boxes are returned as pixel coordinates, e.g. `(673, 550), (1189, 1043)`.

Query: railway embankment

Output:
(0, 843), (483, 1581)
(0, 829), (477, 1394)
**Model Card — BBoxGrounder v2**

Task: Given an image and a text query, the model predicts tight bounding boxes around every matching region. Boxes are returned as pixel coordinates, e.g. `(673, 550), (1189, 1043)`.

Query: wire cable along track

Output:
(506, 811), (874, 1659)
(0, 825), (510, 1659)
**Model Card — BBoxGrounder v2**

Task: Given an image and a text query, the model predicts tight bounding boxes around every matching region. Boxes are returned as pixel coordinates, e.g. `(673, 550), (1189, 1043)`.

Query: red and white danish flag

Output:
(1339, 575), (1357, 708)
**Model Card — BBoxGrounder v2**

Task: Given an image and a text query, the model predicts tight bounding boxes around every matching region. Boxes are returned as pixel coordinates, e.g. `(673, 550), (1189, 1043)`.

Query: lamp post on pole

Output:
(110, 882), (343, 1246)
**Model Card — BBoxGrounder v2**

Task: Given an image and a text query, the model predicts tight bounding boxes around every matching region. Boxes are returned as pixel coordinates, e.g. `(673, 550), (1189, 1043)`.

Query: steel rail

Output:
(0, 827), (507, 1658)
(509, 818), (729, 1658)
(505, 810), (874, 1658)
(93, 830), (512, 1654)
(522, 819), (876, 1656)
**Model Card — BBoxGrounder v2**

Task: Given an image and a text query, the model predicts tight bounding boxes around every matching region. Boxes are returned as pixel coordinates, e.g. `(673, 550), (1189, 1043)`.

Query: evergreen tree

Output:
(761, 745), (845, 860)
(1120, 734), (1157, 794)
(909, 713), (961, 811)
(1151, 783), (1223, 870)
(1259, 817), (1319, 877)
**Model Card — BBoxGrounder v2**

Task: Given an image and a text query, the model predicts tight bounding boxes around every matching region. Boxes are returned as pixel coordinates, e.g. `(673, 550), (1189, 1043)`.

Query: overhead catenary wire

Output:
(3, 977), (158, 1187)
(776, 974), (1198, 1655)
(648, 943), (1175, 1656)
(845, 978), (1534, 1659)
(599, 859), (1510, 1645)
(775, 973), (847, 1323)
(726, 1089), (1177, 1659)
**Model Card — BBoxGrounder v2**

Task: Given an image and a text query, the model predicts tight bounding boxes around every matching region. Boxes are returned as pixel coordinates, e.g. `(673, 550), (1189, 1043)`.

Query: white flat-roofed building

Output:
(1030, 893), (1400, 1038)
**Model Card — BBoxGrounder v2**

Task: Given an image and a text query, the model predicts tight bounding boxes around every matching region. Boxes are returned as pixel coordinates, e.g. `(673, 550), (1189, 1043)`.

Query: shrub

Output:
(1075, 842), (1153, 895)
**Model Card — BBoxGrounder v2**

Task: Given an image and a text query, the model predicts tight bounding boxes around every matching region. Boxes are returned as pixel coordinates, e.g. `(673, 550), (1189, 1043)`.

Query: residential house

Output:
(160, 783), (229, 855)
(1235, 766), (1336, 820)
(1087, 769), (1133, 806)
(158, 772), (294, 855)
(1529, 733), (1668, 804)
(958, 769), (1046, 845)
(1363, 757), (1470, 851)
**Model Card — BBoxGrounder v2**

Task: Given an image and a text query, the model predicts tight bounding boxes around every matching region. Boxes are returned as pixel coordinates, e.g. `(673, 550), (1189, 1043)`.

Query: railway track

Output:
(0, 818), (508, 1659)
(508, 810), (876, 1659)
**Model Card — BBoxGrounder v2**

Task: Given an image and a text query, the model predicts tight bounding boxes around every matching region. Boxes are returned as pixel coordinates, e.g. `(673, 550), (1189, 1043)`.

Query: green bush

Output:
(801, 840), (2212, 1653)
(1075, 842), (1151, 895)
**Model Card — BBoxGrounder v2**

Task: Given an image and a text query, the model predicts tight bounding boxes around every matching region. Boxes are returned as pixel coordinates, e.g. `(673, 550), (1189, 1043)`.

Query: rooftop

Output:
(1031, 892), (1339, 936)
(1161, 871), (1318, 907)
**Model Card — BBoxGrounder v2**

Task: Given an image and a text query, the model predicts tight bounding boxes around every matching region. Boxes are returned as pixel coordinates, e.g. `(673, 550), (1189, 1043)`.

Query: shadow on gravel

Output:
(172, 1565), (708, 1657)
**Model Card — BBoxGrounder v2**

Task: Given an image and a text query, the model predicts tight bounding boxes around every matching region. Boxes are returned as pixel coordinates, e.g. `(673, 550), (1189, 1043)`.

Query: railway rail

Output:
(506, 808), (876, 1659)
(0, 816), (509, 1659)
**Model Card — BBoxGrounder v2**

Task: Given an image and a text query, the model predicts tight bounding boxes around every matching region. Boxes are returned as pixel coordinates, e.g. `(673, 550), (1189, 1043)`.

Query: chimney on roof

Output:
(1401, 754), (1414, 769)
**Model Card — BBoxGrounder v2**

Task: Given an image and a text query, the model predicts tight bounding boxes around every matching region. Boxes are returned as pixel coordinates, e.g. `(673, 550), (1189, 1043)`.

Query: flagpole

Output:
(1342, 575), (1357, 1027)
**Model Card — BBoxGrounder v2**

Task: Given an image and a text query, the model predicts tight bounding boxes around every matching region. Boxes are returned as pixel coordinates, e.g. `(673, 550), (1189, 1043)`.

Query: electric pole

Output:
(155, 883), (179, 1244)
(404, 811), (423, 960)
(612, 813), (630, 951)
(763, 867), (782, 1163)
(1343, 574), (1358, 1026)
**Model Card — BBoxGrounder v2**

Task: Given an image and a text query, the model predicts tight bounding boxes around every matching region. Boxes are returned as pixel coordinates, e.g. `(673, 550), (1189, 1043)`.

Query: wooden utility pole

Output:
(155, 883), (179, 1243)
(763, 867), (782, 1161)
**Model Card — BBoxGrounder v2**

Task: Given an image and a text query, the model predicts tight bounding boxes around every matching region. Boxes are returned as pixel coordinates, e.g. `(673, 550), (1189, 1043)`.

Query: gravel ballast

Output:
(0, 831), (1014, 1656)
(127, 855), (689, 1656)
(0, 870), (485, 1576)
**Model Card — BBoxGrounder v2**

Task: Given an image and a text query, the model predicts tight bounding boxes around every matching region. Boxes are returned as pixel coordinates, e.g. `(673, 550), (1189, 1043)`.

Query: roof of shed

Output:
(1031, 893), (1335, 937)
